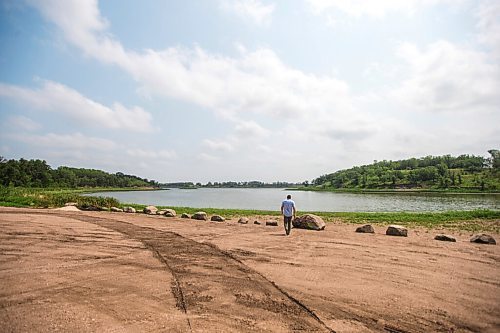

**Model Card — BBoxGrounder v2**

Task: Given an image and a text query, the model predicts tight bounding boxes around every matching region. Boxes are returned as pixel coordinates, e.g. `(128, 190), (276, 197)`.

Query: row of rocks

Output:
(236, 214), (326, 230)
(111, 204), (328, 231)
(72, 203), (496, 244)
(355, 223), (496, 244)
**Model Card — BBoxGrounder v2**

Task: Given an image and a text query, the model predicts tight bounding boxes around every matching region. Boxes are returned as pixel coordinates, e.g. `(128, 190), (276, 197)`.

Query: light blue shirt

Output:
(281, 199), (295, 217)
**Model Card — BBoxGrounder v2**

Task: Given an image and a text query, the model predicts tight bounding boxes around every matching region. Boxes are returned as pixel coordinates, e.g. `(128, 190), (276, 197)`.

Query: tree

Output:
(488, 149), (500, 169)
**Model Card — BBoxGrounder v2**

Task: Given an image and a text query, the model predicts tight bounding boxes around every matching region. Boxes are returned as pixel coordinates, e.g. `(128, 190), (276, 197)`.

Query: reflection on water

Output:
(88, 188), (500, 212)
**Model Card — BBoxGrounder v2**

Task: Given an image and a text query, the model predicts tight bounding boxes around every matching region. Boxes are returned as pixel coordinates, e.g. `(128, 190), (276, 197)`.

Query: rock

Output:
(470, 234), (496, 245)
(99, 206), (109, 211)
(123, 206), (136, 213)
(80, 205), (100, 211)
(110, 207), (123, 212)
(238, 217), (249, 224)
(181, 213), (191, 219)
(192, 212), (208, 221)
(254, 221), (261, 225)
(292, 214), (326, 231)
(162, 209), (176, 217)
(434, 234), (456, 242)
(56, 205), (80, 211)
(211, 215), (225, 222)
(64, 202), (78, 207)
(386, 225), (408, 237)
(356, 224), (375, 233)
(143, 205), (158, 215)
(266, 220), (278, 226)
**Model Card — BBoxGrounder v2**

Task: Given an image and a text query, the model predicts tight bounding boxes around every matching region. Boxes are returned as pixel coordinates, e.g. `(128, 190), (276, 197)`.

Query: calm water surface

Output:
(90, 188), (500, 212)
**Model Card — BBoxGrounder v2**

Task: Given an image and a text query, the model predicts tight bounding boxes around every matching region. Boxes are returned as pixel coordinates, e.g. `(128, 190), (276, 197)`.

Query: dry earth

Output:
(0, 207), (499, 333)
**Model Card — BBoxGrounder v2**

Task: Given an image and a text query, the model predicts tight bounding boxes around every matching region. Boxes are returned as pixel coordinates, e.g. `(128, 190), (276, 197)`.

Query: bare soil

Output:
(0, 207), (499, 333)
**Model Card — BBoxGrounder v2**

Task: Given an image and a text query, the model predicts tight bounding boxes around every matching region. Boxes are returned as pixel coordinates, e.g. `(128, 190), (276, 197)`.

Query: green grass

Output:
(121, 203), (499, 233)
(0, 187), (119, 209)
(312, 210), (500, 232)
(1, 186), (498, 233)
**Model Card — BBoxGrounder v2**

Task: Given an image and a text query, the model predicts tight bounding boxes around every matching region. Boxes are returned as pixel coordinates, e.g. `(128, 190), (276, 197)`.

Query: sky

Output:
(0, 0), (499, 183)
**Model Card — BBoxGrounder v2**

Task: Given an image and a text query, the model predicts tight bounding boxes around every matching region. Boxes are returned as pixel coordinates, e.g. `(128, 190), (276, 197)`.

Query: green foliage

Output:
(162, 180), (300, 188)
(0, 157), (159, 188)
(313, 151), (500, 192)
(0, 187), (119, 208)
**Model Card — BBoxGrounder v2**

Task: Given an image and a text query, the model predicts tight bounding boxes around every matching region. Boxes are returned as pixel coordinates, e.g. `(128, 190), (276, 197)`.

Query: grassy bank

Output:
(119, 203), (499, 233)
(1, 187), (498, 232)
(0, 187), (120, 208)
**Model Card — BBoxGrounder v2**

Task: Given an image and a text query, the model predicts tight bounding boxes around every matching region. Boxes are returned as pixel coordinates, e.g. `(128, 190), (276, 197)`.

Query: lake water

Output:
(89, 188), (500, 212)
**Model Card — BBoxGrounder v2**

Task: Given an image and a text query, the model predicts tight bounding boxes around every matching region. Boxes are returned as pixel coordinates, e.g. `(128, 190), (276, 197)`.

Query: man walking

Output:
(281, 194), (296, 236)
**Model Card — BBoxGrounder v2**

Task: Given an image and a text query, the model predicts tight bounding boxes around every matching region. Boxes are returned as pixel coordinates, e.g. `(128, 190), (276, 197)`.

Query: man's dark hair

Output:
(287, 195), (291, 199)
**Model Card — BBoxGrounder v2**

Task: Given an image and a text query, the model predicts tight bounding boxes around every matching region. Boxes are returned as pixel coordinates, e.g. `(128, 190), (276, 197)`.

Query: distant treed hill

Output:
(162, 181), (300, 188)
(313, 150), (500, 191)
(0, 157), (158, 188)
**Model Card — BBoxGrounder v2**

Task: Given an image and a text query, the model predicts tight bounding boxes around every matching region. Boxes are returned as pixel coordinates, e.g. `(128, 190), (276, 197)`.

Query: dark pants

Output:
(284, 216), (292, 235)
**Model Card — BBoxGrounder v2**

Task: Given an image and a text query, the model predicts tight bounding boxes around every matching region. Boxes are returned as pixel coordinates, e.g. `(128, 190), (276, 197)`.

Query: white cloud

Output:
(126, 148), (178, 159)
(234, 120), (270, 137)
(476, 0), (500, 57)
(10, 132), (117, 150)
(202, 139), (235, 152)
(198, 153), (219, 162)
(28, 0), (356, 144)
(6, 115), (41, 131)
(219, 0), (275, 26)
(393, 40), (500, 112)
(306, 0), (463, 19)
(0, 80), (154, 132)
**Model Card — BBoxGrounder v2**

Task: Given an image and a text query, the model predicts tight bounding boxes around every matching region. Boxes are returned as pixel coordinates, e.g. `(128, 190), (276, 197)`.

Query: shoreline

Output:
(287, 187), (500, 195)
(2, 187), (499, 232)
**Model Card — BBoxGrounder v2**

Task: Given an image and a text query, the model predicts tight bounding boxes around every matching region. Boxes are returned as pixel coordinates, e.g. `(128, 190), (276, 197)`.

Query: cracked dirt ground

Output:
(0, 207), (499, 332)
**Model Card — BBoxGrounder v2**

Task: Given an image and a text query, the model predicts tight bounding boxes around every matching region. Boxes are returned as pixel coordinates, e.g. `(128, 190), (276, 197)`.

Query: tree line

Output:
(162, 181), (300, 188)
(0, 157), (159, 188)
(312, 150), (500, 191)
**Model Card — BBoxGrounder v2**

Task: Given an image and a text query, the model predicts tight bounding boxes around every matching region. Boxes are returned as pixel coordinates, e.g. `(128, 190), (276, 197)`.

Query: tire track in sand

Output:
(67, 214), (335, 332)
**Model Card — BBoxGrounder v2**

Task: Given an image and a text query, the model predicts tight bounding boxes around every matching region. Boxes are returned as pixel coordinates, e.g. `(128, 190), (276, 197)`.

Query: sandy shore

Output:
(0, 207), (498, 332)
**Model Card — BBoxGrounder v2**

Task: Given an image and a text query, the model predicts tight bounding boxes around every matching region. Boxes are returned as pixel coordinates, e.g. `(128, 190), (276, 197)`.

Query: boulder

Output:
(470, 234), (496, 245)
(64, 202), (78, 207)
(181, 213), (191, 219)
(123, 206), (136, 213)
(434, 234), (456, 242)
(356, 224), (374, 233)
(292, 214), (326, 231)
(163, 209), (176, 217)
(143, 205), (158, 215)
(266, 220), (278, 226)
(211, 215), (225, 222)
(192, 212), (208, 221)
(238, 217), (249, 224)
(80, 205), (100, 211)
(110, 207), (123, 212)
(254, 221), (261, 225)
(386, 225), (408, 237)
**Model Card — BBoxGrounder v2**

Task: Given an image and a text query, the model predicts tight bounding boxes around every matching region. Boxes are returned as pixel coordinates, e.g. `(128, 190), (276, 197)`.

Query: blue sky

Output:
(0, 0), (499, 183)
